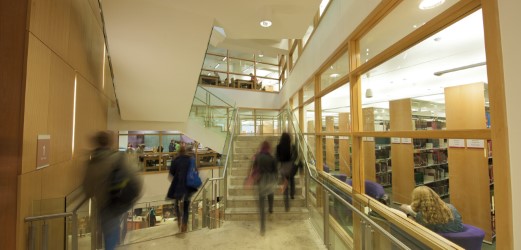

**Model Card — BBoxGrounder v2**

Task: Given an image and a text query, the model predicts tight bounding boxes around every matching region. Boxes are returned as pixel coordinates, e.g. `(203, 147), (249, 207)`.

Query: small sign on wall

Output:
(37, 135), (50, 169)
(466, 139), (485, 149)
(401, 138), (412, 144)
(448, 139), (465, 148)
(391, 137), (401, 144)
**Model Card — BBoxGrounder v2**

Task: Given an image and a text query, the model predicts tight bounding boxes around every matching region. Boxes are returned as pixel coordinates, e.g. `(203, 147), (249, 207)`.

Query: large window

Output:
(320, 50), (349, 91)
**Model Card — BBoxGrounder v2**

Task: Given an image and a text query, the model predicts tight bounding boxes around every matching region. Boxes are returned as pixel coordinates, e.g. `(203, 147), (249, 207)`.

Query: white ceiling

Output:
(102, 0), (321, 122)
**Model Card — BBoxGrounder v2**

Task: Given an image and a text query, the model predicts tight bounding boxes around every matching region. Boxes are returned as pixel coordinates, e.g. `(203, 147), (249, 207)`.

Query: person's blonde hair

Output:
(410, 186), (453, 224)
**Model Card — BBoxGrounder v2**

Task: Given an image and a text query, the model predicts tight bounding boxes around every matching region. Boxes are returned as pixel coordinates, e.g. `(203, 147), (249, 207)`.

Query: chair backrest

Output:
(345, 179), (386, 200)
(437, 224), (485, 250)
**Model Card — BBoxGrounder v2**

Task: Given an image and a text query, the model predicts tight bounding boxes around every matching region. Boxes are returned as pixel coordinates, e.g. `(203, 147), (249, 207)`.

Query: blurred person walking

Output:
(252, 140), (278, 235)
(276, 132), (295, 211)
(167, 145), (197, 233)
(82, 131), (142, 250)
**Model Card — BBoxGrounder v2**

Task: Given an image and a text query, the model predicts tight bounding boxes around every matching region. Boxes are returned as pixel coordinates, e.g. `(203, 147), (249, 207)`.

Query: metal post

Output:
(361, 220), (366, 250)
(71, 212), (78, 250)
(323, 189), (330, 249)
(41, 221), (48, 250)
(202, 188), (208, 228)
(28, 221), (35, 250)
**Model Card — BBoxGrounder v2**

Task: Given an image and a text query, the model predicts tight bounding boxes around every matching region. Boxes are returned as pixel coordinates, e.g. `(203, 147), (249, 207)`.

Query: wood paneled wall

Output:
(15, 0), (111, 248)
(0, 0), (29, 248)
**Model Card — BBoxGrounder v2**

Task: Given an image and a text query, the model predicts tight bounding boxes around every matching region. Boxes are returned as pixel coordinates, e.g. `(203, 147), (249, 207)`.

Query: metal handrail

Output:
(210, 107), (238, 181)
(24, 196), (90, 250)
(284, 108), (410, 249)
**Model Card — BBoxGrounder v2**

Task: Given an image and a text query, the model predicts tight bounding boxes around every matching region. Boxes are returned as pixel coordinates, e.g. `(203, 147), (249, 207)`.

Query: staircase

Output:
(225, 135), (309, 221)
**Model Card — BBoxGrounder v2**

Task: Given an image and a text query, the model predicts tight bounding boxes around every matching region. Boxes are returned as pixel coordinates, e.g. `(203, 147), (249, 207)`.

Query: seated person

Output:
(400, 186), (464, 233)
(249, 73), (258, 88)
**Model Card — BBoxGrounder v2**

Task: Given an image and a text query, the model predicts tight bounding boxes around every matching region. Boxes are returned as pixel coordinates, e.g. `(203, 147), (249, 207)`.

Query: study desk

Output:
(199, 75), (219, 85)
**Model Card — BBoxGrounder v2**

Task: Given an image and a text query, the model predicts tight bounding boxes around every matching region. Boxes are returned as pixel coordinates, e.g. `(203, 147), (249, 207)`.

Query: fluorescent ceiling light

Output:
(214, 63), (220, 69)
(433, 62), (486, 76)
(260, 20), (272, 28)
(419, 0), (445, 10)
(330, 73), (340, 78)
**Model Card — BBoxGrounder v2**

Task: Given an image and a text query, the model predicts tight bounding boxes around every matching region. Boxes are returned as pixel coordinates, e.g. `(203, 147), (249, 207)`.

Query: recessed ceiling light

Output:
(260, 20), (272, 28)
(419, 0), (445, 10)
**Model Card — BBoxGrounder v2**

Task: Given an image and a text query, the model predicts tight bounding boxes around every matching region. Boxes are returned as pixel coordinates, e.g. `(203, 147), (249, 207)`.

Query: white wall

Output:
(498, 0), (521, 248)
(278, 0), (382, 107)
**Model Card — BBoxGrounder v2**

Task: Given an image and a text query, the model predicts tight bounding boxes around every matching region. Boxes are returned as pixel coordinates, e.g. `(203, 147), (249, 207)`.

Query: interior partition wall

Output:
(288, 0), (510, 248)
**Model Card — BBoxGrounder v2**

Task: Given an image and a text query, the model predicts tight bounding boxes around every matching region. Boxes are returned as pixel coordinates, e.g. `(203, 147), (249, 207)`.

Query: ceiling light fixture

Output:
(365, 88), (373, 98)
(434, 62), (486, 76)
(419, 0), (446, 10)
(214, 63), (220, 69)
(260, 20), (272, 28)
(330, 73), (340, 78)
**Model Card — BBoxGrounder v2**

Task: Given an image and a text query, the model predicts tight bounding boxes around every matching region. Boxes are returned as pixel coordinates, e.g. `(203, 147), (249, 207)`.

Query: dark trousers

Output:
(283, 175), (295, 210)
(174, 198), (191, 224)
(259, 192), (274, 233)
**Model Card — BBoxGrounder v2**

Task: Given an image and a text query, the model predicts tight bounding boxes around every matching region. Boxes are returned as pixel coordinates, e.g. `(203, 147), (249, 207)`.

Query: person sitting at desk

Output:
(400, 186), (464, 233)
(249, 73), (258, 88)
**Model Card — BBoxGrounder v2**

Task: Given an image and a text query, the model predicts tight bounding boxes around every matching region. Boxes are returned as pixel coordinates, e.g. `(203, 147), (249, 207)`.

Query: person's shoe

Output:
(181, 224), (188, 233)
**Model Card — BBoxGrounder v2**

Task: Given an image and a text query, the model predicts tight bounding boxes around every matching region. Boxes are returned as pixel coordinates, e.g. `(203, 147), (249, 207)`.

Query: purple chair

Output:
(438, 224), (485, 250)
(332, 173), (348, 182)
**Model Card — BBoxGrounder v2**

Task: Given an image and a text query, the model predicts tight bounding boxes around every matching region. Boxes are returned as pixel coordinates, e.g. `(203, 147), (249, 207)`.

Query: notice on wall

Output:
(401, 138), (412, 144)
(466, 139), (485, 149)
(37, 135), (50, 169)
(363, 137), (375, 142)
(391, 137), (401, 144)
(448, 139), (465, 148)
(339, 136), (349, 140)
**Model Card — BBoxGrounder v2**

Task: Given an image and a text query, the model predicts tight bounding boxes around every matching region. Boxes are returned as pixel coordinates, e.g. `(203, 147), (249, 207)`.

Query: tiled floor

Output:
(118, 219), (327, 250)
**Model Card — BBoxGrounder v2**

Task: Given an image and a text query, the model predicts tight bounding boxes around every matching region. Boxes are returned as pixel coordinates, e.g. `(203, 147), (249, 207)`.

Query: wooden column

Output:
(0, 0), (28, 249)
(390, 99), (415, 204)
(362, 108), (376, 182)
(445, 83), (493, 241)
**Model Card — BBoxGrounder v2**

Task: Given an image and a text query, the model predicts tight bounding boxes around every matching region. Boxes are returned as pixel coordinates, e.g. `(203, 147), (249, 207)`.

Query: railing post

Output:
(202, 188), (208, 228)
(41, 221), (48, 250)
(191, 201), (198, 230)
(323, 189), (330, 249)
(71, 211), (78, 250)
(28, 221), (35, 250)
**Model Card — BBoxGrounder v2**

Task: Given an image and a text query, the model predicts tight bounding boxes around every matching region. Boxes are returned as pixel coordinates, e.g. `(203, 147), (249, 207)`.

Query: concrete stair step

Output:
(225, 207), (309, 221)
(227, 195), (306, 208)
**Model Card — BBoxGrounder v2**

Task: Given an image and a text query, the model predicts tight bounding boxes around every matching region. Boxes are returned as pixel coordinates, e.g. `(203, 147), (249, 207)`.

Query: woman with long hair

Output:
(406, 186), (464, 233)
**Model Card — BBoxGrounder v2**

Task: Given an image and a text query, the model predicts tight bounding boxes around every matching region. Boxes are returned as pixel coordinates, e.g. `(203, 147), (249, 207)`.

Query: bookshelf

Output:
(445, 82), (493, 242)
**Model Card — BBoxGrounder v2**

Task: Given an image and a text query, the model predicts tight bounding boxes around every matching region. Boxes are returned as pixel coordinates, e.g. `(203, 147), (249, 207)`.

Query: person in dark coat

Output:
(276, 132), (295, 211)
(167, 145), (196, 233)
(253, 140), (278, 236)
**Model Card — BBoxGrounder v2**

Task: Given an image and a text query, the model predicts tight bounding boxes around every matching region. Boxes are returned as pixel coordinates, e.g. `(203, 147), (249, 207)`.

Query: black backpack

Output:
(108, 153), (143, 215)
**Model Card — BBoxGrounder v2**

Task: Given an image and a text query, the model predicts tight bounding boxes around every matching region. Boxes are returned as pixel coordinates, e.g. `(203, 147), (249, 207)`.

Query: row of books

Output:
(375, 161), (391, 173)
(414, 152), (448, 167)
(414, 168), (448, 185)
(376, 172), (392, 186)
(413, 119), (446, 130)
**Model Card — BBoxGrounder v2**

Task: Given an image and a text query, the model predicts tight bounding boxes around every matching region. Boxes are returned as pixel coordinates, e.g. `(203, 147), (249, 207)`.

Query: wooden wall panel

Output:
(445, 83), (486, 129)
(390, 99), (414, 204)
(448, 148), (493, 239)
(22, 34), (51, 174)
(338, 113), (350, 175)
(362, 107), (375, 132)
(29, 0), (72, 59)
(68, 0), (104, 86)
(325, 116), (336, 170)
(74, 75), (98, 156)
(1, 0), (28, 248)
(390, 99), (412, 131)
(16, 171), (43, 250)
(41, 161), (68, 199)
(445, 83), (492, 240)
(48, 54), (75, 165)
(363, 141), (376, 182)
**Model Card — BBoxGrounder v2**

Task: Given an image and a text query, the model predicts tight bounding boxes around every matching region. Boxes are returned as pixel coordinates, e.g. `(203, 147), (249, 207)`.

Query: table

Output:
(199, 75), (219, 85)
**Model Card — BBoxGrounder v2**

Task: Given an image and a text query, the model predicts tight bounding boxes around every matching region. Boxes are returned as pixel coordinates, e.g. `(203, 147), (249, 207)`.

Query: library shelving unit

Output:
(323, 113), (351, 176)
(445, 82), (494, 242)
(413, 139), (449, 198)
(375, 142), (392, 187)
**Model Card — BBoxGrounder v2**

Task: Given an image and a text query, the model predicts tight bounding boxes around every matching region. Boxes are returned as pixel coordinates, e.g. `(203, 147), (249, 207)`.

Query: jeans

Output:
(101, 214), (122, 250)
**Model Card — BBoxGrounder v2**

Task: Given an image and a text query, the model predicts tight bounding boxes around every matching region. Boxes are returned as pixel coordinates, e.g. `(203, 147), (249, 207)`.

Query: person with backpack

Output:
(82, 131), (142, 250)
(166, 145), (197, 233)
(253, 140), (278, 236)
